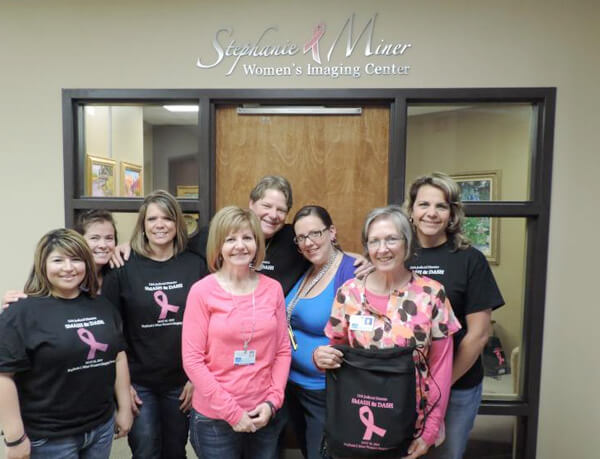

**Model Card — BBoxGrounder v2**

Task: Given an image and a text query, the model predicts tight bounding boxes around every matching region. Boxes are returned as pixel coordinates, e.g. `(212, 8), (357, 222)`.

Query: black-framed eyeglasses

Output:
(293, 227), (329, 245)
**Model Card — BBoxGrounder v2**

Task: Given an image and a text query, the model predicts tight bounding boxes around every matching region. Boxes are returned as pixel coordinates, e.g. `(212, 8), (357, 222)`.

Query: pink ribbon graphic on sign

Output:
(359, 406), (387, 440)
(493, 348), (505, 365)
(303, 23), (325, 64)
(154, 290), (179, 320)
(77, 328), (108, 360)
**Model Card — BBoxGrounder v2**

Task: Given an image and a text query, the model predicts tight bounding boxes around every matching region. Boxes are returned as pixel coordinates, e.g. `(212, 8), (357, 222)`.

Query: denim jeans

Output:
(189, 408), (286, 459)
(29, 415), (114, 459)
(284, 381), (326, 459)
(128, 383), (189, 459)
(427, 382), (483, 459)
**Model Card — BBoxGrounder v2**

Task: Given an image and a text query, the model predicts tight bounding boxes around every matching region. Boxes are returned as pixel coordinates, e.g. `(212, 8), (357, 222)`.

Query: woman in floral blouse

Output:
(314, 205), (461, 458)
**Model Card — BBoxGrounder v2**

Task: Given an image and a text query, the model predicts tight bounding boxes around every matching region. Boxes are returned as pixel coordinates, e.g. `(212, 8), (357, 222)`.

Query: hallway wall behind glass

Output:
(406, 103), (536, 402)
(81, 104), (200, 199)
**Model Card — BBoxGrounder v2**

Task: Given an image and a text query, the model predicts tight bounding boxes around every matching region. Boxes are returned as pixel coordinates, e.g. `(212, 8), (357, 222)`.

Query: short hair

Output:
(404, 172), (469, 250)
(206, 206), (265, 273)
(292, 205), (342, 251)
(249, 175), (293, 211)
(24, 228), (98, 298)
(131, 190), (188, 258)
(74, 209), (118, 244)
(361, 205), (414, 262)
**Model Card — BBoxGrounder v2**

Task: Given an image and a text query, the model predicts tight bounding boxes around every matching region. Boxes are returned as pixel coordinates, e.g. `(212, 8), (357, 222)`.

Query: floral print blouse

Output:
(324, 273), (461, 440)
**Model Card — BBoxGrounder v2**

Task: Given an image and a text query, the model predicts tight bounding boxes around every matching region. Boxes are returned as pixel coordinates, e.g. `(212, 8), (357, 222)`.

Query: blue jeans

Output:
(128, 383), (189, 459)
(427, 382), (483, 459)
(30, 415), (114, 459)
(284, 381), (326, 459)
(189, 408), (286, 459)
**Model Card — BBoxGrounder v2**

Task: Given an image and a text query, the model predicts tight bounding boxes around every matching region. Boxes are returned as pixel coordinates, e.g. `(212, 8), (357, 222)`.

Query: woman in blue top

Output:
(284, 205), (355, 459)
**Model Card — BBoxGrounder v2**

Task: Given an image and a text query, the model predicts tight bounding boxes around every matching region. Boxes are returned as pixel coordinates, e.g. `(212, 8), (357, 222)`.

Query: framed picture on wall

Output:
(86, 155), (116, 197)
(120, 162), (143, 197)
(176, 185), (199, 198)
(451, 170), (500, 265)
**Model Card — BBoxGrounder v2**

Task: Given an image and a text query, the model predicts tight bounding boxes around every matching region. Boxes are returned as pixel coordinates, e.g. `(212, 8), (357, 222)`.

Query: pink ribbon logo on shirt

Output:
(77, 328), (108, 360)
(154, 290), (179, 320)
(359, 406), (387, 440)
(303, 23), (326, 64)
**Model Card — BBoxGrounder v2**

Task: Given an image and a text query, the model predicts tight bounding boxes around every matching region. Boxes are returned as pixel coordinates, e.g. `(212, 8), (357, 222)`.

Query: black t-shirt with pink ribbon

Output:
(102, 250), (207, 390)
(0, 293), (125, 438)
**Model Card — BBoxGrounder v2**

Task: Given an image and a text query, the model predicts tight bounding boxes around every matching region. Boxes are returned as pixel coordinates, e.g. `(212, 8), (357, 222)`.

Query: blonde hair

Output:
(131, 190), (188, 258)
(206, 206), (265, 273)
(24, 228), (98, 297)
(404, 172), (470, 250)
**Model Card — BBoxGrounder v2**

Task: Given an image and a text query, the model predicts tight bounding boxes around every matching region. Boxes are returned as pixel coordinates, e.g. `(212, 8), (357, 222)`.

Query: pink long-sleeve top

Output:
(325, 274), (461, 446)
(182, 273), (291, 427)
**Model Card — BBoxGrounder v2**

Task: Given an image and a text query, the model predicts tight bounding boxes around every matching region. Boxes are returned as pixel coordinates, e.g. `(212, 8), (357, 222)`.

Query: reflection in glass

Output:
(81, 104), (199, 198)
(465, 415), (515, 458)
(481, 218), (527, 401)
(406, 103), (535, 201)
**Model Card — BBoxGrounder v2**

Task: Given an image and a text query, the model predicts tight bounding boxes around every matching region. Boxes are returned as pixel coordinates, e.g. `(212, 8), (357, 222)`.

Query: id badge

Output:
(234, 349), (256, 365)
(349, 314), (375, 332)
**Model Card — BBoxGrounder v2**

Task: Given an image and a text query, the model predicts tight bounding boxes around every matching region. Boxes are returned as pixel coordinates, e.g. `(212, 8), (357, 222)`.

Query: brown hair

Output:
(24, 228), (98, 297)
(404, 172), (470, 250)
(74, 209), (118, 244)
(131, 190), (188, 258)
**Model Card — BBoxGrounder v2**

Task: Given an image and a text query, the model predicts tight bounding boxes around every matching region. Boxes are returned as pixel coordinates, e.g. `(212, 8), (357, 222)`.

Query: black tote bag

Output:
(324, 345), (417, 457)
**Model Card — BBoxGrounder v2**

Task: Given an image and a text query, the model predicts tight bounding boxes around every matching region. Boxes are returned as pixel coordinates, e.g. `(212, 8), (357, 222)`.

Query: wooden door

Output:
(215, 105), (389, 253)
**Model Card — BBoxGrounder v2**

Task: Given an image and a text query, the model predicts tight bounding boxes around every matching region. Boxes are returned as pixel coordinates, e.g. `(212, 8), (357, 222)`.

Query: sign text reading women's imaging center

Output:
(196, 13), (412, 78)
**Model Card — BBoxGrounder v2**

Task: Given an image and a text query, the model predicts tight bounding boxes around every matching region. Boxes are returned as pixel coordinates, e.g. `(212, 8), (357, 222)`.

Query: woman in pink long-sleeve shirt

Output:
(182, 206), (291, 459)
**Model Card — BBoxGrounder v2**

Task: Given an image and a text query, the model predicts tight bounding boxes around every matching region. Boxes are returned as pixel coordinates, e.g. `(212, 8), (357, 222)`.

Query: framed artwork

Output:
(183, 213), (199, 235)
(176, 185), (199, 198)
(120, 162), (143, 197)
(86, 155), (116, 197)
(451, 171), (500, 265)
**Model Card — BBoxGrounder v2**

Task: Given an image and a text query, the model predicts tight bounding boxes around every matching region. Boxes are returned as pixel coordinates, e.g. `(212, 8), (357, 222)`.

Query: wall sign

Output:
(196, 13), (412, 78)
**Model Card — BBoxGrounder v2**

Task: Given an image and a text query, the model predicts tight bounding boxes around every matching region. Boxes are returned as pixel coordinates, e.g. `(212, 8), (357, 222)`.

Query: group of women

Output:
(0, 172), (503, 459)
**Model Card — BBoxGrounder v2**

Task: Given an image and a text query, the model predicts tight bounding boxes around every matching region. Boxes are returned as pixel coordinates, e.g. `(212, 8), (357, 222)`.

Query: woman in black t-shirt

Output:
(405, 173), (504, 459)
(102, 190), (207, 459)
(0, 228), (131, 459)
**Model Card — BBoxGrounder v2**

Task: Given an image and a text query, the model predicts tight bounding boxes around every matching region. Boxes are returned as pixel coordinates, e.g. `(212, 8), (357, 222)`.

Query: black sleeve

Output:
(0, 307), (30, 373)
(101, 268), (122, 314)
(188, 225), (209, 260)
(465, 248), (505, 315)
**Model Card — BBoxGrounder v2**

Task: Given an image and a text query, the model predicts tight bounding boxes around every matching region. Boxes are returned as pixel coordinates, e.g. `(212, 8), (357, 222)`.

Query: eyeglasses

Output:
(293, 227), (329, 245)
(366, 236), (404, 249)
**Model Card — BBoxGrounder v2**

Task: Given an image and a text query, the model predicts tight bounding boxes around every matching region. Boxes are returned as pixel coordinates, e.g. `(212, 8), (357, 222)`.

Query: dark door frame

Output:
(63, 87), (556, 458)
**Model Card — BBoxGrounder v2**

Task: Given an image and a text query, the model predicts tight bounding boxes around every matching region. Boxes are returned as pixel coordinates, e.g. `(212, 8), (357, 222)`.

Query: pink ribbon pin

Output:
(303, 23), (326, 64)
(359, 406), (387, 441)
(154, 290), (180, 320)
(77, 328), (108, 360)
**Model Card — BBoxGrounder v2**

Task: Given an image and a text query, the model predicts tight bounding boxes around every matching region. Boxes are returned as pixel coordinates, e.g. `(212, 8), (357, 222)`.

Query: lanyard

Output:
(286, 250), (338, 324)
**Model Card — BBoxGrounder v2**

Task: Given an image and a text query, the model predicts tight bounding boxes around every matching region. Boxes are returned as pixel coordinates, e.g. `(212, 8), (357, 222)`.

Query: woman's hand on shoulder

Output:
(5, 435), (30, 459)
(232, 412), (257, 433)
(109, 243), (131, 268)
(2, 291), (27, 310)
(351, 254), (374, 279)
(402, 437), (430, 459)
(313, 345), (343, 370)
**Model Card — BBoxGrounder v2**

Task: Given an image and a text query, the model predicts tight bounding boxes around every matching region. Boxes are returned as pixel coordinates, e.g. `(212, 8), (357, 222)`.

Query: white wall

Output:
(1, 1), (599, 457)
